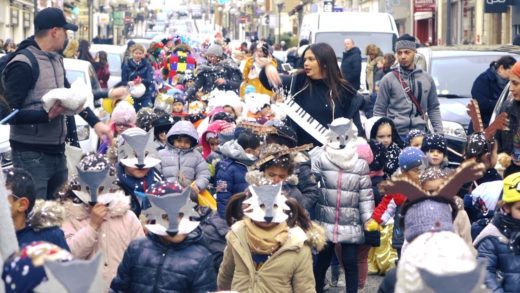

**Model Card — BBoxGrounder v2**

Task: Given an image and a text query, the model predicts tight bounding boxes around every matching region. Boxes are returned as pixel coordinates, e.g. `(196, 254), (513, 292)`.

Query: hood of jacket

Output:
(29, 199), (66, 231)
(219, 140), (256, 165)
(201, 120), (235, 159)
(63, 191), (131, 221)
(366, 116), (404, 148)
(166, 120), (199, 148)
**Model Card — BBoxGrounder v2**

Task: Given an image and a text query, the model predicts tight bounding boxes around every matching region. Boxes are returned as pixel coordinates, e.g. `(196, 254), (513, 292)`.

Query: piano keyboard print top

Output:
(281, 97), (328, 145)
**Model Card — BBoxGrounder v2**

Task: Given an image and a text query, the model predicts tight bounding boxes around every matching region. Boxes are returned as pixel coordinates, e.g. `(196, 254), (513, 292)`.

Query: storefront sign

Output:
(484, 0), (509, 13)
(414, 0), (435, 12)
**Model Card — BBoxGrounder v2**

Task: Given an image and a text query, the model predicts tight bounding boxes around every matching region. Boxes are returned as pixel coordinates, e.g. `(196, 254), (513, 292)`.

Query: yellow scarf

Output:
(244, 218), (289, 255)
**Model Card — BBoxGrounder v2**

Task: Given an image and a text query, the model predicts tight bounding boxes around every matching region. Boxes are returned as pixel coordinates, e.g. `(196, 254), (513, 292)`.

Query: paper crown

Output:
(73, 153), (117, 205)
(243, 183), (289, 223)
(143, 181), (199, 236)
(250, 143), (313, 171)
(326, 117), (357, 149)
(118, 127), (161, 169)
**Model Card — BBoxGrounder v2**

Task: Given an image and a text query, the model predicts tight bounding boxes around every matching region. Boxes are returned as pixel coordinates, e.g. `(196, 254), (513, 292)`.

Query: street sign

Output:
(113, 11), (124, 26)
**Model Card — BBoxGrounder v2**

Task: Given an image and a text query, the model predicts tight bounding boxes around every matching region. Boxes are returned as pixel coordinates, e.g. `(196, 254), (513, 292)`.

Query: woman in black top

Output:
(260, 42), (364, 147)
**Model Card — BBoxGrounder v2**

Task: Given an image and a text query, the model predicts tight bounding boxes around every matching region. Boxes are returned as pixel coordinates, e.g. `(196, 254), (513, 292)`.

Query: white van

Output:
(299, 12), (399, 92)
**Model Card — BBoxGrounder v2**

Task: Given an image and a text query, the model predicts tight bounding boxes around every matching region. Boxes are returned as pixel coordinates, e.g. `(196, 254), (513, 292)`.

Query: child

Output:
(159, 120), (210, 195)
(475, 172), (520, 292)
(171, 95), (190, 123)
(214, 130), (260, 218)
(5, 168), (69, 250)
(152, 112), (174, 151)
(111, 182), (217, 292)
(61, 153), (144, 291)
(117, 127), (162, 216)
(421, 133), (449, 169)
(367, 146), (426, 263)
(404, 129), (425, 148)
(366, 116), (404, 178)
(218, 183), (319, 292)
(312, 117), (374, 293)
(99, 101), (136, 155)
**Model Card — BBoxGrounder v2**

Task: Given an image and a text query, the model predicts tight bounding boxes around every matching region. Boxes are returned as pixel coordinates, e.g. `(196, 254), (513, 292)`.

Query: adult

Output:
(470, 55), (516, 131)
(2, 8), (112, 199)
(261, 42), (364, 147)
(77, 39), (95, 64)
(121, 43), (155, 111)
(241, 41), (277, 96)
(185, 44), (242, 101)
(373, 34), (443, 137)
(340, 38), (362, 91)
(94, 50), (110, 89)
(496, 61), (520, 176)
(365, 44), (383, 93)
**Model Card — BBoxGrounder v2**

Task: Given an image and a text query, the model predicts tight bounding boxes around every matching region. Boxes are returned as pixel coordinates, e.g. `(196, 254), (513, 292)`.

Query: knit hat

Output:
(395, 34), (417, 52)
(136, 107), (156, 132)
(396, 231), (486, 293)
(421, 133), (447, 155)
(403, 198), (455, 242)
(357, 142), (374, 165)
(503, 172), (520, 203)
(399, 147), (426, 172)
(143, 181), (199, 236)
(511, 61), (520, 79)
(405, 129), (426, 146)
(153, 113), (174, 138)
(206, 44), (223, 57)
(465, 133), (490, 159)
(111, 101), (137, 125)
(201, 120), (236, 159)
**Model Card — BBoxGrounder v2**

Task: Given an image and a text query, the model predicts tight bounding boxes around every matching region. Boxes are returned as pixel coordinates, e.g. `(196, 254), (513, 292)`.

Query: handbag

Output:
(364, 229), (381, 247)
(392, 70), (435, 133)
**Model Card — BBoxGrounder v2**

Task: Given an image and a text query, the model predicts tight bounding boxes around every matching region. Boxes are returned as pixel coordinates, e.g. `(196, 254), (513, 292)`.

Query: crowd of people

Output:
(4, 6), (520, 293)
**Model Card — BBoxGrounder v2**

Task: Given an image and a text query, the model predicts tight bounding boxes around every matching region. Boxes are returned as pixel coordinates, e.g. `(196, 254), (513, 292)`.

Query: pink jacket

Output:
(62, 192), (145, 291)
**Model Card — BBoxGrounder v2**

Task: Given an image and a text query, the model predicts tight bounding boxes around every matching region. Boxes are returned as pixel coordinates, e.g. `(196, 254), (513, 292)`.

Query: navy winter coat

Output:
(340, 47), (362, 90)
(475, 223), (520, 293)
(17, 226), (70, 251)
(110, 230), (217, 293)
(121, 58), (155, 101)
(471, 67), (508, 129)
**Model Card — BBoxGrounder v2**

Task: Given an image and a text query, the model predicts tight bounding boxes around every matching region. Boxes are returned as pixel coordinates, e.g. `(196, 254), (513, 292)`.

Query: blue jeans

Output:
(12, 150), (68, 200)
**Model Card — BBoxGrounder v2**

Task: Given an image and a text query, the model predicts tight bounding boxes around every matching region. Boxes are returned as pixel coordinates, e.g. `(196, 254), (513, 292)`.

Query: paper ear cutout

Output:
(75, 165), (110, 205)
(34, 253), (104, 293)
(467, 99), (509, 140)
(119, 127), (160, 169)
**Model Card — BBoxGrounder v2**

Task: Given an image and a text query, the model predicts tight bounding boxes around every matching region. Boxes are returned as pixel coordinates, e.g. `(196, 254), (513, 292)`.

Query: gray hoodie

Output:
(158, 121), (210, 190)
(373, 66), (443, 137)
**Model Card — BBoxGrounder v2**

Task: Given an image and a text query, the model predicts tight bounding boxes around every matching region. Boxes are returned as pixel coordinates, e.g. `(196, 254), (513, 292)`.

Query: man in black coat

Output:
(340, 38), (362, 91)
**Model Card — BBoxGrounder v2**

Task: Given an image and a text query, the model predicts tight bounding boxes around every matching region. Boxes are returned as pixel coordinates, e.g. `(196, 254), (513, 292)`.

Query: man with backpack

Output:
(1, 8), (112, 200)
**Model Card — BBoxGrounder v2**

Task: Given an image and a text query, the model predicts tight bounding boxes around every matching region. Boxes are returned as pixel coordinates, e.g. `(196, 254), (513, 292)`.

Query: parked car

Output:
(0, 58), (102, 167)
(90, 44), (126, 88)
(417, 46), (520, 164)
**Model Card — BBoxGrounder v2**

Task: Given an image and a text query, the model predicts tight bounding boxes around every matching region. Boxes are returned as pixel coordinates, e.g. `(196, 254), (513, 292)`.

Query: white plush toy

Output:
(42, 79), (90, 115)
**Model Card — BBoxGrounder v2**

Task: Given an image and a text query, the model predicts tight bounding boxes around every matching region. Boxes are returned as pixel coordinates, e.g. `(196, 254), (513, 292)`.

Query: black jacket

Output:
(185, 59), (242, 100)
(110, 230), (217, 293)
(340, 47), (362, 90)
(260, 70), (364, 146)
(471, 66), (508, 129)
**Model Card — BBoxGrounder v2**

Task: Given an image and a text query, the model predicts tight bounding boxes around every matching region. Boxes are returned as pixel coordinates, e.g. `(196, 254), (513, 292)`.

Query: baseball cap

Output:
(34, 8), (78, 32)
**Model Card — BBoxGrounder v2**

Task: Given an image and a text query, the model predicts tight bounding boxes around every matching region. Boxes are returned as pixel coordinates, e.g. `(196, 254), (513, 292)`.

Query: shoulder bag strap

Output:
(392, 70), (424, 116)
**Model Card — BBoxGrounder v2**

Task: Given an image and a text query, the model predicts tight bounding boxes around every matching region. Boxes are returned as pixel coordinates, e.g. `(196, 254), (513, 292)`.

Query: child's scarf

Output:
(244, 217), (289, 255)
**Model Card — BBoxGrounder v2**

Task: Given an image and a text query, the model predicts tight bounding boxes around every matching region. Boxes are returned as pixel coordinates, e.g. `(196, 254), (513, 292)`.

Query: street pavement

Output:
(324, 271), (384, 293)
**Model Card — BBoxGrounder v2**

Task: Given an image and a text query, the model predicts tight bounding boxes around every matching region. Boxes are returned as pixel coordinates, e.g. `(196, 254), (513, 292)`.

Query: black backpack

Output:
(0, 48), (40, 95)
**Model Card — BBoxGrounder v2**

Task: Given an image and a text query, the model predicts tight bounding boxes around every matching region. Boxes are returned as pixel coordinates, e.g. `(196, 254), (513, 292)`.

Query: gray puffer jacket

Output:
(312, 151), (374, 244)
(158, 121), (210, 190)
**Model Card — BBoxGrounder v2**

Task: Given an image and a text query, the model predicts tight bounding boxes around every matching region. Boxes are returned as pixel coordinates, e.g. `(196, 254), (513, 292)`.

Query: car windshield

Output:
(107, 53), (122, 75)
(315, 32), (394, 61)
(431, 55), (503, 98)
(66, 70), (87, 86)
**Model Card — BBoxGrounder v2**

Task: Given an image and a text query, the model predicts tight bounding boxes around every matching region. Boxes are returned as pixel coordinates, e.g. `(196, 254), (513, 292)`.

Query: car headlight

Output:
(442, 121), (467, 140)
(77, 125), (90, 141)
(1, 150), (12, 163)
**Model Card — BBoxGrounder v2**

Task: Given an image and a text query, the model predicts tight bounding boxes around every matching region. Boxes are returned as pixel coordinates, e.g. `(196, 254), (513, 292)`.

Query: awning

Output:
(414, 11), (433, 20)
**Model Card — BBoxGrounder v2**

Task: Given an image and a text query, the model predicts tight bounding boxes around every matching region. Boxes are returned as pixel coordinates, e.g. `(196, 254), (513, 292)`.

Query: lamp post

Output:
(276, 0), (283, 45)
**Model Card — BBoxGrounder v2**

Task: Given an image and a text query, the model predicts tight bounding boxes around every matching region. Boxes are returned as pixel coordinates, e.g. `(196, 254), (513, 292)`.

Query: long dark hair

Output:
(78, 39), (95, 64)
(94, 51), (108, 71)
(225, 191), (312, 231)
(301, 43), (356, 105)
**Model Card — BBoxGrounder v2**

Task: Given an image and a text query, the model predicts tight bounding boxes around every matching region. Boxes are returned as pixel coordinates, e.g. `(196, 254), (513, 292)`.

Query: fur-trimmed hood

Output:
(306, 221), (326, 251)
(473, 223), (509, 247)
(64, 191), (131, 221)
(29, 199), (66, 231)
